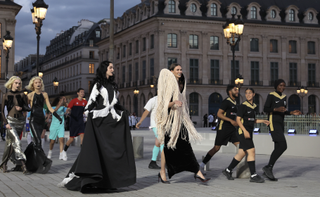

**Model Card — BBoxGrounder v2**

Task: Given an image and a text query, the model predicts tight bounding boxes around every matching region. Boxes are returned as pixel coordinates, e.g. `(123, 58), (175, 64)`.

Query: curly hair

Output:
(26, 76), (45, 91)
(92, 60), (118, 91)
(4, 76), (22, 91)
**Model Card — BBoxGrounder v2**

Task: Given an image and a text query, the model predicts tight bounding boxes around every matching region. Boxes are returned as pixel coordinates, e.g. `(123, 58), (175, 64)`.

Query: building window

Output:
(95, 30), (100, 38)
(129, 64), (132, 81)
(129, 43), (132, 55)
(308, 41), (316, 54)
(123, 45), (126, 57)
(142, 60), (146, 79)
(190, 59), (199, 82)
(122, 66), (126, 83)
(231, 60), (239, 80)
(150, 34), (154, 49)
(308, 12), (314, 21)
(289, 9), (295, 21)
(89, 63), (94, 74)
(231, 7), (237, 15)
(308, 95), (316, 114)
(167, 33), (177, 48)
(289, 63), (298, 85)
(168, 0), (175, 13)
(143, 37), (146, 51)
(89, 51), (94, 59)
(308, 63), (316, 86)
(211, 3), (217, 16)
(189, 93), (199, 116)
(191, 3), (197, 13)
(168, 57), (177, 68)
(189, 34), (199, 49)
(270, 62), (278, 84)
(89, 40), (93, 47)
(251, 61), (259, 85)
(251, 6), (257, 19)
(289, 40), (297, 53)
(136, 40), (139, 53)
(271, 10), (276, 18)
(250, 38), (259, 52)
(210, 60), (219, 83)
(150, 58), (154, 77)
(270, 39), (278, 53)
(210, 36), (219, 50)
(135, 62), (139, 81)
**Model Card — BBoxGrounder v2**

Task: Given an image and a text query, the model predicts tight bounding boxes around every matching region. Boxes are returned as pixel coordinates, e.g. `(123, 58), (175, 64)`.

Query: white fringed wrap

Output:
(155, 69), (202, 149)
(84, 83), (122, 121)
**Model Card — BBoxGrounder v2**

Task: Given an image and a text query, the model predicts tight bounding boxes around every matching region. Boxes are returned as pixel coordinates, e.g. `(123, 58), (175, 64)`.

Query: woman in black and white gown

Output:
(58, 60), (136, 193)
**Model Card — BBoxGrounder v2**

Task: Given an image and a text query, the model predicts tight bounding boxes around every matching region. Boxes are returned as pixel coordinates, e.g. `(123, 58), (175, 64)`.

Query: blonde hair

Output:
(4, 76), (22, 91)
(26, 76), (45, 91)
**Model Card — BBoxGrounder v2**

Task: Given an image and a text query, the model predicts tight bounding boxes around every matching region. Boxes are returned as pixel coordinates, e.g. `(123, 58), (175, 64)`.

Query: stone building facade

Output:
(98, 0), (320, 126)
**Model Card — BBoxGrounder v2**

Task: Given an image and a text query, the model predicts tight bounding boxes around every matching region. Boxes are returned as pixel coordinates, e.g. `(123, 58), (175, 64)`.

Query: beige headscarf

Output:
(155, 69), (202, 149)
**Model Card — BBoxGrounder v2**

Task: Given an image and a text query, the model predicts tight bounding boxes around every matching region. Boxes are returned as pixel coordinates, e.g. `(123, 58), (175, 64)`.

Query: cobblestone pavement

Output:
(0, 129), (319, 197)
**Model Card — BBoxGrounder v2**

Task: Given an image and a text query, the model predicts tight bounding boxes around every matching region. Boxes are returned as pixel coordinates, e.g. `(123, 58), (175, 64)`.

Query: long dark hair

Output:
(93, 60), (118, 91)
(169, 63), (185, 91)
(51, 91), (65, 107)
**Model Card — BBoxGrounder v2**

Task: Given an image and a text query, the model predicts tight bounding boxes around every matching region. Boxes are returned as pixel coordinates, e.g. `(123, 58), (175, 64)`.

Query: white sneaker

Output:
(62, 151), (68, 161)
(59, 152), (63, 160)
(47, 150), (52, 159)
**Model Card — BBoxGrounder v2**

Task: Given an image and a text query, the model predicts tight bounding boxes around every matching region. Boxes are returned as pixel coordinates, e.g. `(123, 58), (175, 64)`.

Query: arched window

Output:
(191, 3), (197, 13)
(189, 92), (199, 116)
(288, 94), (300, 111)
(308, 95), (316, 114)
(231, 7), (237, 15)
(289, 9), (295, 21)
(140, 93), (146, 108)
(168, 0), (175, 13)
(208, 93), (222, 115)
(211, 3), (217, 16)
(308, 12), (314, 21)
(251, 6), (257, 19)
(126, 95), (131, 113)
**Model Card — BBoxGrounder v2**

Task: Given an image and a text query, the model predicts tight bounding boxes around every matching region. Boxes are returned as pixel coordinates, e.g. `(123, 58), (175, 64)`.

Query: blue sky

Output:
(14, 0), (141, 62)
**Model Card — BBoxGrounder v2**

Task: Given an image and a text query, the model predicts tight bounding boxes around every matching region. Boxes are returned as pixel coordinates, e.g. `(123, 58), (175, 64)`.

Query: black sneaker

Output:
(148, 161), (161, 169)
(250, 174), (265, 183)
(262, 166), (278, 181)
(222, 169), (234, 180)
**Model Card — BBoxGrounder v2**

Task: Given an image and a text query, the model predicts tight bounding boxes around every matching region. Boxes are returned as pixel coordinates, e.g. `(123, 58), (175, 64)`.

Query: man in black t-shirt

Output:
(199, 85), (239, 174)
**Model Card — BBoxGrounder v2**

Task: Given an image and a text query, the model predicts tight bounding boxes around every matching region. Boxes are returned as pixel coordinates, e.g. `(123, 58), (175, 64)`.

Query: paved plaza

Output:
(0, 129), (319, 197)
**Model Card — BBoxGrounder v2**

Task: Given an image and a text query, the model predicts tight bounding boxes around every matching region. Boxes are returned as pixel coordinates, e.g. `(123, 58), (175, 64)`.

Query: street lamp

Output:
(2, 31), (13, 81)
(31, 0), (48, 78)
(223, 14), (244, 81)
(23, 88), (29, 96)
(150, 76), (158, 94)
(133, 87), (139, 115)
(53, 77), (59, 92)
(297, 86), (308, 114)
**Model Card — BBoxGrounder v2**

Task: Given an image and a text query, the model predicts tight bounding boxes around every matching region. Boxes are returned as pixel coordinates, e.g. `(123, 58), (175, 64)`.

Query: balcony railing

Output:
(210, 79), (223, 85)
(133, 81), (137, 87)
(288, 81), (301, 87)
(139, 80), (145, 86)
(250, 80), (263, 86)
(308, 82), (319, 87)
(188, 79), (202, 85)
(126, 82), (131, 88)
(119, 83), (124, 89)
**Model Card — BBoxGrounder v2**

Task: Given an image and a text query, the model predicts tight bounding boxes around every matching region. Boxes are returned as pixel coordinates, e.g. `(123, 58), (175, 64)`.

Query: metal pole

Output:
(36, 33), (40, 76)
(5, 49), (9, 81)
(108, 0), (114, 62)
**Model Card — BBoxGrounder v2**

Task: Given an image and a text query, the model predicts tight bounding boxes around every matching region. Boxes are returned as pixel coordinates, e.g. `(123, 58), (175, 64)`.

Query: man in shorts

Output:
(64, 88), (87, 153)
(199, 84), (239, 174)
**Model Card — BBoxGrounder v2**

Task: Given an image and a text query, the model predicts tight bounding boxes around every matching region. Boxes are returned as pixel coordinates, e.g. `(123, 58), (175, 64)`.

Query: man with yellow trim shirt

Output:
(263, 79), (300, 181)
(199, 84), (239, 175)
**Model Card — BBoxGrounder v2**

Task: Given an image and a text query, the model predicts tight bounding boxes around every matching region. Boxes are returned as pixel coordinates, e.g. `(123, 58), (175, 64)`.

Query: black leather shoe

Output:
(158, 173), (170, 184)
(262, 166), (278, 181)
(149, 161), (161, 169)
(194, 174), (211, 183)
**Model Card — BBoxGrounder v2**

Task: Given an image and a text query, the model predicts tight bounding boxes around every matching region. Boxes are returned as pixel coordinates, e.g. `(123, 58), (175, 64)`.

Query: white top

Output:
(144, 96), (157, 128)
(208, 114), (214, 123)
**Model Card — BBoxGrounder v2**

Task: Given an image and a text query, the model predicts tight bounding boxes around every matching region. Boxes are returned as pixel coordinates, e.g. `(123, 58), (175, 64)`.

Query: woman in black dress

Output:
(58, 61), (136, 193)
(25, 76), (62, 174)
(156, 64), (209, 183)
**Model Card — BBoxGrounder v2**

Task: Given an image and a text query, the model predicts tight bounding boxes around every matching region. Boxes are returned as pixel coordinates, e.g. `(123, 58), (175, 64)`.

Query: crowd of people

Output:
(0, 61), (304, 193)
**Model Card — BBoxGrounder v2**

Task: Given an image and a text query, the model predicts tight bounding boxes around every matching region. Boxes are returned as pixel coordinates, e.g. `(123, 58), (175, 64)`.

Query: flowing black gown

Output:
(64, 83), (136, 192)
(24, 93), (52, 173)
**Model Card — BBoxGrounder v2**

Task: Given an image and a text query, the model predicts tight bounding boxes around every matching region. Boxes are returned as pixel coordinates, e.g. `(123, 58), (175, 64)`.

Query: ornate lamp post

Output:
(133, 87), (139, 115)
(150, 76), (158, 95)
(223, 14), (244, 82)
(53, 77), (59, 92)
(31, 0), (48, 77)
(2, 31), (13, 81)
(297, 86), (308, 114)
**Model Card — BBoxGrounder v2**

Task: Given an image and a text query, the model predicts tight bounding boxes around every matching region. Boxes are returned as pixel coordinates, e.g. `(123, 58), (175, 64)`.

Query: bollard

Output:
(236, 144), (250, 178)
(132, 136), (144, 159)
(202, 155), (210, 172)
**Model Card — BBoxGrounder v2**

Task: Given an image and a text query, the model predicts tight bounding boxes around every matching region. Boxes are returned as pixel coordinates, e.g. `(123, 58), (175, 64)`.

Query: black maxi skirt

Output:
(65, 111), (136, 193)
(164, 125), (199, 179)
